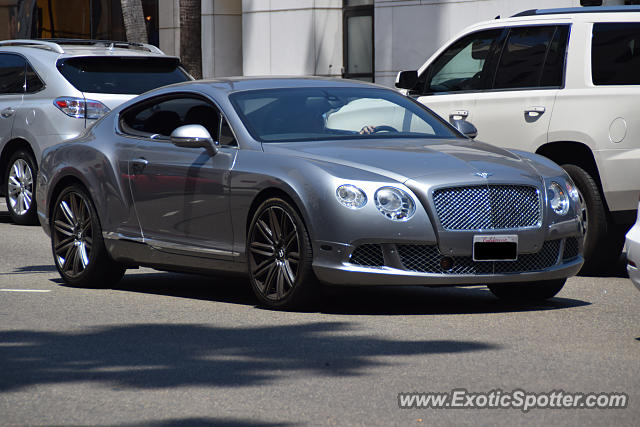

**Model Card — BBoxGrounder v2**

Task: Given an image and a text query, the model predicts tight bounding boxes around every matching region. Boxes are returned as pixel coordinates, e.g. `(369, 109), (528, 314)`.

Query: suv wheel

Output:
(562, 164), (624, 275)
(5, 150), (38, 225)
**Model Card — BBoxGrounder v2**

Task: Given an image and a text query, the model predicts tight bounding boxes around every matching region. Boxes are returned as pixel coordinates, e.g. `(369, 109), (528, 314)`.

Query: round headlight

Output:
(565, 180), (580, 204)
(549, 181), (570, 216)
(336, 184), (367, 209)
(374, 187), (416, 221)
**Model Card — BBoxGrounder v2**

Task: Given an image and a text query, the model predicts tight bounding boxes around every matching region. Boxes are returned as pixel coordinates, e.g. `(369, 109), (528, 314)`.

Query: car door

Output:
(412, 29), (504, 131)
(470, 25), (569, 151)
(0, 53), (25, 151)
(122, 94), (238, 258)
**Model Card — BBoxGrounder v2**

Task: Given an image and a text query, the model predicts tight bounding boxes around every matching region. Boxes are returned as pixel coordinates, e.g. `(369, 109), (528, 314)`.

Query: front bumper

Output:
(312, 230), (583, 286)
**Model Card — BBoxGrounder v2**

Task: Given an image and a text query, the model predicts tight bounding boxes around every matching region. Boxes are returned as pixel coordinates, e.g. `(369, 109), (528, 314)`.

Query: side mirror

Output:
(395, 70), (419, 90)
(170, 124), (219, 155)
(450, 119), (478, 139)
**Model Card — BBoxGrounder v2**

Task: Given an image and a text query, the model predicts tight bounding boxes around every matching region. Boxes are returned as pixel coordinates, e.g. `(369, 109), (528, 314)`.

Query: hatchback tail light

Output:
(54, 97), (110, 119)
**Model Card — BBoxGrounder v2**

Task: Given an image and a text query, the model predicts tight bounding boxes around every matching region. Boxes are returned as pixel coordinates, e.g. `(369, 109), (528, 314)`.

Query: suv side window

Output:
(592, 23), (640, 85)
(121, 96), (226, 143)
(423, 29), (503, 94)
(493, 25), (566, 89)
(0, 53), (26, 94)
(25, 62), (44, 93)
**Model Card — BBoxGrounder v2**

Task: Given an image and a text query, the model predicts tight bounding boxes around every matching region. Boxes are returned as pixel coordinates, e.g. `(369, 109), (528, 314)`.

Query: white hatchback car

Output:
(625, 196), (640, 291)
(396, 6), (640, 274)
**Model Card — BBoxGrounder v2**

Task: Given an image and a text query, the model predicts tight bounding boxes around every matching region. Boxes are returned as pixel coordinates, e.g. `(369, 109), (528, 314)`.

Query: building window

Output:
(343, 0), (374, 82)
(4, 0), (158, 46)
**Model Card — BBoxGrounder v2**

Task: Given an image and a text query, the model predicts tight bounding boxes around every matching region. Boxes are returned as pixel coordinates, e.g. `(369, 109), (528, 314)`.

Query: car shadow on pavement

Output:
(578, 253), (629, 279)
(0, 321), (499, 393)
(94, 419), (294, 427)
(90, 271), (591, 316)
(0, 265), (58, 275)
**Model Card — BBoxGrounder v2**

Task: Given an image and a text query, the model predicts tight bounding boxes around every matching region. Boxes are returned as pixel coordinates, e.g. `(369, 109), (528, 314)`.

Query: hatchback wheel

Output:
(51, 184), (125, 287)
(247, 198), (317, 309)
(488, 279), (566, 302)
(5, 150), (38, 225)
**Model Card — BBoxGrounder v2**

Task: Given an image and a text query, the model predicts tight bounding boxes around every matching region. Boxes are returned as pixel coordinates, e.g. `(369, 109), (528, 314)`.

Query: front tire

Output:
(5, 150), (38, 225)
(51, 184), (125, 288)
(561, 164), (624, 274)
(247, 198), (317, 310)
(488, 279), (566, 302)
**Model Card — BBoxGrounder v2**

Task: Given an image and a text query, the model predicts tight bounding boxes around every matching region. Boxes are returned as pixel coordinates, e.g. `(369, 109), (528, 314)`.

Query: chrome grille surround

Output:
(432, 185), (542, 231)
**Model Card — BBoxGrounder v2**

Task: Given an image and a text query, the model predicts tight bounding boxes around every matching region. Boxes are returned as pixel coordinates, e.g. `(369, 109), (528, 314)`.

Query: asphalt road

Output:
(0, 200), (638, 426)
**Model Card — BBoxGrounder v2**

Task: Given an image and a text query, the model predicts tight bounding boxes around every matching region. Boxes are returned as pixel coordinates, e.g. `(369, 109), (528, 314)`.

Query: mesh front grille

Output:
(397, 240), (561, 275)
(350, 244), (384, 267)
(433, 185), (541, 231)
(563, 237), (580, 260)
(494, 240), (560, 273)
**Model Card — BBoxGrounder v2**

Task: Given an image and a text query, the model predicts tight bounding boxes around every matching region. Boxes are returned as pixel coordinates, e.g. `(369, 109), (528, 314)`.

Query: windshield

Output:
(57, 57), (191, 95)
(229, 87), (460, 142)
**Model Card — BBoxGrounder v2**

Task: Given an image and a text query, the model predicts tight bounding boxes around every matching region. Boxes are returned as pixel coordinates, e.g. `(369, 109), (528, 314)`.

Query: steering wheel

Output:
(372, 125), (399, 133)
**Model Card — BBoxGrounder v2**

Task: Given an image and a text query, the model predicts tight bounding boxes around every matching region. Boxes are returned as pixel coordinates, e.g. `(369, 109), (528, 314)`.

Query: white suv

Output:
(396, 6), (640, 274)
(0, 39), (191, 225)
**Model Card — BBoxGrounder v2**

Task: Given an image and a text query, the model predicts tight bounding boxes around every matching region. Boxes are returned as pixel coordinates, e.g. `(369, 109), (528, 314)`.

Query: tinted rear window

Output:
(57, 57), (190, 94)
(592, 23), (640, 85)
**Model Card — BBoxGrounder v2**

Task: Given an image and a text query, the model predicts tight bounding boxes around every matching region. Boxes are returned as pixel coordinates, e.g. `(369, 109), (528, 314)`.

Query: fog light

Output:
(440, 257), (454, 271)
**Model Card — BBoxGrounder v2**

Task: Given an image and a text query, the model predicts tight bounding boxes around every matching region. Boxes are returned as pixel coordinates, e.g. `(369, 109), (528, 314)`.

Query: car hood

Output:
(262, 138), (544, 185)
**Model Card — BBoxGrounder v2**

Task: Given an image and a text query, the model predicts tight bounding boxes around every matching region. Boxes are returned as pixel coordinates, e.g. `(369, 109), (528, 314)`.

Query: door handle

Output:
(449, 110), (469, 121)
(524, 106), (546, 118)
(131, 158), (149, 175)
(1, 107), (16, 118)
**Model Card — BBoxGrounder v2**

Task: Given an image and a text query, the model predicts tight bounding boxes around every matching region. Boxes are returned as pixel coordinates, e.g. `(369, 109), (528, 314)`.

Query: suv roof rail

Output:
(0, 39), (65, 53)
(41, 39), (164, 54)
(511, 5), (640, 17)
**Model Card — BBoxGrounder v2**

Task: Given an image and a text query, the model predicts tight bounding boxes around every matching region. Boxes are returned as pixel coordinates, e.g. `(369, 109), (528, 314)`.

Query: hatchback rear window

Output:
(57, 57), (190, 94)
(592, 23), (640, 85)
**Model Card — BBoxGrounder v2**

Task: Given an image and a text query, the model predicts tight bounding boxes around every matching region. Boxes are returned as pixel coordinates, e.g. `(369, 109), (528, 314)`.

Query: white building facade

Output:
(159, 0), (628, 86)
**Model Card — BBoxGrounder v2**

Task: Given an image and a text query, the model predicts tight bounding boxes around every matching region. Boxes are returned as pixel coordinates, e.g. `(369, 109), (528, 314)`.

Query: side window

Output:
(219, 116), (237, 146)
(493, 26), (557, 89)
(0, 53), (26, 94)
(540, 26), (570, 87)
(592, 23), (640, 85)
(25, 62), (45, 93)
(424, 29), (503, 94)
(122, 96), (221, 140)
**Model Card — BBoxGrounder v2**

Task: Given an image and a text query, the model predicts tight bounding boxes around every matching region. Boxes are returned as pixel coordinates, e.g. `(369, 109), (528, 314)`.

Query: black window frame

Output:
(342, 1), (375, 82)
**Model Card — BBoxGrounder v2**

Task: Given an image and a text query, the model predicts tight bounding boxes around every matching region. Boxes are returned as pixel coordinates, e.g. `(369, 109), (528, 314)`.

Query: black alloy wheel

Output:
(247, 198), (316, 309)
(51, 184), (125, 287)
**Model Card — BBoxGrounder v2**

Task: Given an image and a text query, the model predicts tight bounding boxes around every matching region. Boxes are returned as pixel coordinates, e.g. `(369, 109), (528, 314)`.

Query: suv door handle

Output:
(131, 158), (149, 175)
(449, 110), (469, 121)
(1, 107), (16, 118)
(525, 106), (546, 118)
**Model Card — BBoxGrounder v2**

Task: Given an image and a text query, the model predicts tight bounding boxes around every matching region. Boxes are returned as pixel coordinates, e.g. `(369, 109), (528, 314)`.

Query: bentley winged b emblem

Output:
(474, 172), (493, 179)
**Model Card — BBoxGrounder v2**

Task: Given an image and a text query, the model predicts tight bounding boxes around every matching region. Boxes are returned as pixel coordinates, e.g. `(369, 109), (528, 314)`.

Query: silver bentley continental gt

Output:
(36, 77), (583, 309)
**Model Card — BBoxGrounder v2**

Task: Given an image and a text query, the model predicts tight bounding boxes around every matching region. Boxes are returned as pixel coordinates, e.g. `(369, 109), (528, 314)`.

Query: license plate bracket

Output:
(473, 235), (518, 261)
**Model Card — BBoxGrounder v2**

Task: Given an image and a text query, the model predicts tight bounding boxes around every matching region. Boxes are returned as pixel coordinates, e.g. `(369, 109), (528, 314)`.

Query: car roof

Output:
(0, 39), (171, 59)
(169, 76), (390, 94)
(463, 6), (640, 31)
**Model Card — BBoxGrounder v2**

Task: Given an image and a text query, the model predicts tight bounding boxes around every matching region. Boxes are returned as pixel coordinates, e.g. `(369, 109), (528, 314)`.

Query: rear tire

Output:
(5, 150), (38, 225)
(488, 279), (566, 302)
(51, 184), (125, 288)
(247, 197), (317, 310)
(561, 164), (623, 275)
